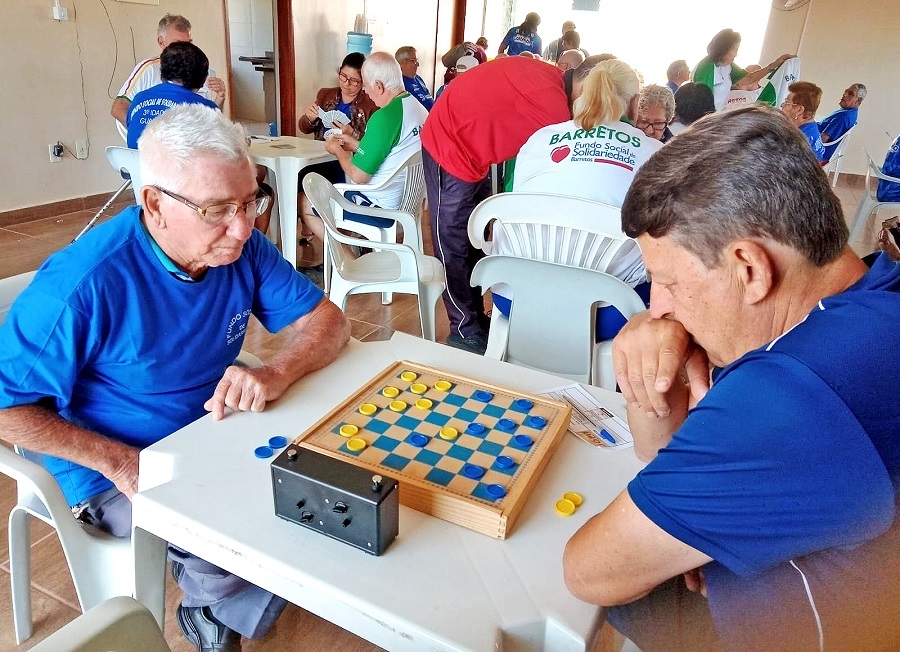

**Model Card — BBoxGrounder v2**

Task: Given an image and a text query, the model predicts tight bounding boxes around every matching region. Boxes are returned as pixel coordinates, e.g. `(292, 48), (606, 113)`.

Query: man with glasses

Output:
(395, 45), (434, 111)
(636, 85), (675, 143)
(0, 104), (351, 652)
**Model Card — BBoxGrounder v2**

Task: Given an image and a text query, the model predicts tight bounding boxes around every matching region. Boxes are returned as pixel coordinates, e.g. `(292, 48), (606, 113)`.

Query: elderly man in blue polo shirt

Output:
(817, 83), (866, 162)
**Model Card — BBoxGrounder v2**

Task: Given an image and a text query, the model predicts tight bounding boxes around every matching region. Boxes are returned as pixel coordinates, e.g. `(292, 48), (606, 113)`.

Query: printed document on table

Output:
(539, 383), (633, 449)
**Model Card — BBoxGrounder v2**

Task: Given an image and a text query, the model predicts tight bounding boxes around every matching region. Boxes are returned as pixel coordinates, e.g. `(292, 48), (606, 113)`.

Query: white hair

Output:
(363, 52), (404, 93)
(138, 104), (250, 191)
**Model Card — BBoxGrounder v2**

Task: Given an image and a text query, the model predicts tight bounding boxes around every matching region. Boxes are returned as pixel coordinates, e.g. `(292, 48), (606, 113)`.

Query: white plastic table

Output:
(132, 333), (645, 651)
(251, 136), (335, 269)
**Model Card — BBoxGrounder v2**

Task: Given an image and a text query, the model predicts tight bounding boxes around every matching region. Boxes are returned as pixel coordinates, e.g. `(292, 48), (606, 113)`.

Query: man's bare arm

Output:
(563, 491), (713, 606)
(205, 298), (351, 419)
(0, 405), (140, 498)
(324, 135), (372, 185)
(111, 97), (131, 126)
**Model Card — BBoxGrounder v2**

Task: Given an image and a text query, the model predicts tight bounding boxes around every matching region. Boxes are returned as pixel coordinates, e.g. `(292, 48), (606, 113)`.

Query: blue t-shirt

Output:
(877, 136), (900, 202)
(126, 82), (218, 148)
(0, 206), (325, 505)
(499, 27), (542, 56)
(817, 106), (858, 153)
(403, 75), (434, 112)
(798, 121), (826, 162)
(628, 253), (900, 650)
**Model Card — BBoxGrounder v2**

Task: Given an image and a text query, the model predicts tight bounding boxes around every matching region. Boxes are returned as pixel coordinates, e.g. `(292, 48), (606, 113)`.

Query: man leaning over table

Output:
(0, 104), (351, 652)
(563, 105), (900, 651)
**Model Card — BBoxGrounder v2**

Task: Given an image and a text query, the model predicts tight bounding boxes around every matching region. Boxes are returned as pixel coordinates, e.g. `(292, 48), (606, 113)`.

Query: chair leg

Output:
(381, 291), (394, 305)
(323, 240), (332, 294)
(483, 309), (509, 360)
(9, 507), (34, 644)
(849, 198), (877, 244)
(418, 285), (442, 342)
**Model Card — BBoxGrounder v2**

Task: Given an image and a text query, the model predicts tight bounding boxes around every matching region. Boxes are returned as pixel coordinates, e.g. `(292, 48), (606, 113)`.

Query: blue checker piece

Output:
(462, 463), (485, 479)
(509, 400), (533, 414)
(446, 445), (474, 461)
(495, 455), (516, 470)
(473, 389), (494, 401)
(497, 418), (516, 431)
(425, 467), (455, 486)
(454, 408), (479, 422)
(381, 453), (412, 472)
(442, 393), (467, 406)
(395, 415), (421, 430)
(407, 433), (429, 447)
(414, 448), (441, 466)
(526, 415), (547, 429)
(472, 483), (507, 502)
(372, 436), (401, 452)
(268, 436), (288, 449)
(424, 411), (451, 426)
(466, 422), (486, 435)
(477, 440), (504, 456)
(367, 419), (392, 435)
(482, 404), (506, 418)
(512, 434), (534, 449)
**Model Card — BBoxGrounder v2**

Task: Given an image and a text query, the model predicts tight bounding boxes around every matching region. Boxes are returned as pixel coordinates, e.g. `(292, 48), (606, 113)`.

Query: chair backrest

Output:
(29, 596), (171, 652)
(396, 149), (426, 216)
(469, 192), (635, 275)
(471, 256), (646, 381)
(0, 270), (37, 327)
(823, 125), (856, 165)
(105, 146), (142, 205)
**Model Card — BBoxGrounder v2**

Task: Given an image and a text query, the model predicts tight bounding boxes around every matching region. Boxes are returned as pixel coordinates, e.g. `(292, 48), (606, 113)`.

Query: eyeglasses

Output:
(781, 101), (799, 108)
(636, 119), (668, 132)
(153, 185), (270, 225)
(402, 57), (419, 65)
(338, 72), (362, 87)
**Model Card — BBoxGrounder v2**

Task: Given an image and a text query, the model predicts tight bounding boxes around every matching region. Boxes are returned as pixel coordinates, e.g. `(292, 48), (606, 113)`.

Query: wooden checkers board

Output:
(295, 361), (572, 539)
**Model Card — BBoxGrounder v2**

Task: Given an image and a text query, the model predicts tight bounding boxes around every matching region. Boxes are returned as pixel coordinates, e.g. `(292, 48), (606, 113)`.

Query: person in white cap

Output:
(435, 55), (479, 100)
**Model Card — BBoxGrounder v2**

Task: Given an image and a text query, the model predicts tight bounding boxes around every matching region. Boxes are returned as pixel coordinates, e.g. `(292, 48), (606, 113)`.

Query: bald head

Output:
(557, 49), (585, 71)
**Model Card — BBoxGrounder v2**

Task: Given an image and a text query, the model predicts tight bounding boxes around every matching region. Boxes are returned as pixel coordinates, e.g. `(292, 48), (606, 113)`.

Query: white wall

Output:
(228, 0), (273, 122)
(0, 0), (228, 213)
(761, 0), (899, 175)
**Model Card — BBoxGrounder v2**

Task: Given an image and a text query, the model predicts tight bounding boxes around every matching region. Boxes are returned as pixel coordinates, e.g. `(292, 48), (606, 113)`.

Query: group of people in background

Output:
(0, 9), (894, 652)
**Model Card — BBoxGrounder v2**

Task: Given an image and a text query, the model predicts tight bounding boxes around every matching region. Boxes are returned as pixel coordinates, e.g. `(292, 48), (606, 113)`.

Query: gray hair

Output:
(157, 14), (191, 38)
(394, 46), (416, 62)
(639, 84), (676, 121)
(138, 104), (250, 191)
(621, 105), (847, 268)
(852, 83), (867, 100)
(364, 52), (404, 93)
(666, 59), (688, 82)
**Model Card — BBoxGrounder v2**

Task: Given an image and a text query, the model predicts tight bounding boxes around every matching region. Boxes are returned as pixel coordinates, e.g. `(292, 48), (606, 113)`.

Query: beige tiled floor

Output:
(0, 177), (884, 650)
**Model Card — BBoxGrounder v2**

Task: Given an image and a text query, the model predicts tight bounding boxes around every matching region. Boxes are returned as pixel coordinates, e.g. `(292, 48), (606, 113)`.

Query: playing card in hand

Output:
(317, 107), (351, 129)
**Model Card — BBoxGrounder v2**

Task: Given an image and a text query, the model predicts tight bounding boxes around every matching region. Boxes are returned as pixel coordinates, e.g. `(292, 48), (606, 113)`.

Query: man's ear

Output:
(727, 240), (775, 305)
(142, 187), (166, 229)
(627, 95), (640, 122)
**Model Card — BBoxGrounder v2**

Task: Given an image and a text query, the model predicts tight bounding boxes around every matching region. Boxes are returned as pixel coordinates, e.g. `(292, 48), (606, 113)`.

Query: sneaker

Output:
(177, 604), (242, 652)
(446, 331), (489, 355)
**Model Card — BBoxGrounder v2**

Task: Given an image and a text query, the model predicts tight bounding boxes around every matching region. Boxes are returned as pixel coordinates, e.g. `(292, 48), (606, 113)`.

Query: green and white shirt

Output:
(351, 92), (427, 208)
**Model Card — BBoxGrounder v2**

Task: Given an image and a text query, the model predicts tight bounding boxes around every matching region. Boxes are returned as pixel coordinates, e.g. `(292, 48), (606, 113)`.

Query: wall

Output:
(761, 0), (899, 175)
(227, 0), (273, 122)
(290, 0), (446, 127)
(0, 0), (227, 213)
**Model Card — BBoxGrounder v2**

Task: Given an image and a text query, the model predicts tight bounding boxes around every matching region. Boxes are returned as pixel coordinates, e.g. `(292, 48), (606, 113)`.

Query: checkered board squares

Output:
(295, 361), (572, 539)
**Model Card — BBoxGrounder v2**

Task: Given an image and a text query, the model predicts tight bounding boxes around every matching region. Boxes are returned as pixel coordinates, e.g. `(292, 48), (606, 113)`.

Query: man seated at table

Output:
(300, 51), (428, 248)
(111, 13), (225, 140)
(562, 105), (900, 651)
(817, 83), (866, 162)
(0, 104), (351, 652)
(396, 46), (434, 111)
(126, 41), (217, 148)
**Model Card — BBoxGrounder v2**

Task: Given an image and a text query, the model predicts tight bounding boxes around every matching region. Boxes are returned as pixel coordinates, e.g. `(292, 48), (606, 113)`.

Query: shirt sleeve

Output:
(627, 352), (895, 577)
(352, 100), (402, 175)
(499, 28), (515, 52)
(245, 231), (326, 333)
(691, 58), (714, 89)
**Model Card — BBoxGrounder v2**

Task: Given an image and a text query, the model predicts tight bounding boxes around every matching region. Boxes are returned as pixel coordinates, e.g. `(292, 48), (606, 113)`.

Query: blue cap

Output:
(268, 436), (288, 449)
(254, 445), (274, 459)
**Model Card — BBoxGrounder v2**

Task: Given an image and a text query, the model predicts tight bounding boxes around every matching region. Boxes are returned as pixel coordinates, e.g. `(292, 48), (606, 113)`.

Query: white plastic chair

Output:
(470, 256), (646, 383)
(303, 172), (446, 341)
(848, 149), (900, 245)
(329, 149), (426, 302)
(106, 146), (142, 206)
(29, 596), (171, 652)
(821, 125), (856, 188)
(0, 445), (134, 644)
(468, 192), (645, 388)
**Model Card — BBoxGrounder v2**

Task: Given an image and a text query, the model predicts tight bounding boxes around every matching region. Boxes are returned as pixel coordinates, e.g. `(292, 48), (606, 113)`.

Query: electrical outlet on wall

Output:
(75, 140), (89, 159)
(49, 143), (62, 163)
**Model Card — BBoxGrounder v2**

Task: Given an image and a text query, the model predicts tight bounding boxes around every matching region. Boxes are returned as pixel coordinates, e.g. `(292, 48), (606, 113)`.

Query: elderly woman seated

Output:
(780, 81), (826, 161)
(491, 58), (664, 341)
(295, 52), (378, 242)
(636, 84), (675, 143)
